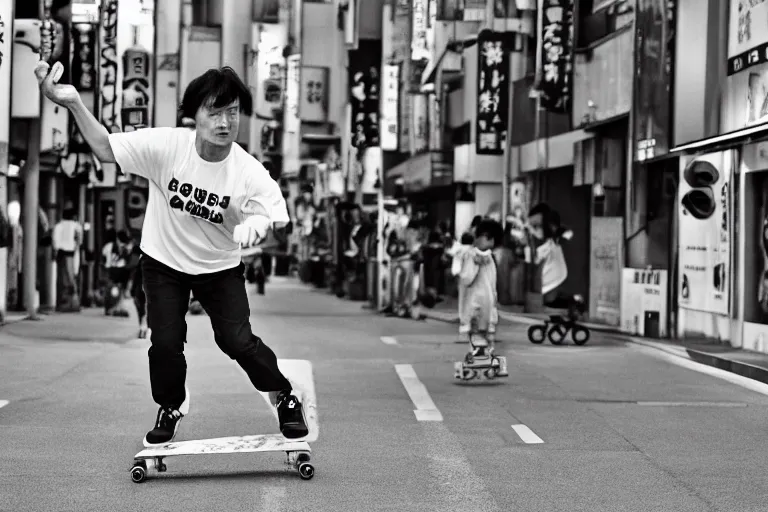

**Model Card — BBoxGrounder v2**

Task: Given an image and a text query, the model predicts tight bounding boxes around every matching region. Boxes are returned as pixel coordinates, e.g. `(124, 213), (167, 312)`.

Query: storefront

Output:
(737, 142), (768, 352)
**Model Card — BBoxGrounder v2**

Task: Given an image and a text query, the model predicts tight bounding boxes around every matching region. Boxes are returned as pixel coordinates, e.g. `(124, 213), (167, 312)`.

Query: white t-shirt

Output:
(108, 127), (289, 275)
(52, 219), (82, 252)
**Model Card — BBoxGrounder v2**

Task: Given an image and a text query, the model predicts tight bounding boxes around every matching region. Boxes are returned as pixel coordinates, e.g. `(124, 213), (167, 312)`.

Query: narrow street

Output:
(2, 279), (768, 511)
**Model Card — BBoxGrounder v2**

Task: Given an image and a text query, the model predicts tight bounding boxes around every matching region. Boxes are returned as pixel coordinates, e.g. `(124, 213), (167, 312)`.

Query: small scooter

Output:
(527, 294), (590, 345)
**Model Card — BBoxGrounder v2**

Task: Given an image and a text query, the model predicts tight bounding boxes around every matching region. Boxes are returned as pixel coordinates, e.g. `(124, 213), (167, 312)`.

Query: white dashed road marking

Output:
(511, 424), (544, 444)
(380, 336), (399, 345)
(395, 364), (443, 422)
(0, 400), (8, 410)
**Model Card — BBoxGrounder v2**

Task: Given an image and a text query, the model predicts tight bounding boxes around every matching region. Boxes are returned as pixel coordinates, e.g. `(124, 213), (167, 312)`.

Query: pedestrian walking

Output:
(36, 61), (308, 447)
(52, 208), (82, 312)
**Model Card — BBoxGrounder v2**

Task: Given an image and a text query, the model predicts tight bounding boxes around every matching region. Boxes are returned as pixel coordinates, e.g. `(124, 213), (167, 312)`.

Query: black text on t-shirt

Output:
(168, 177), (231, 225)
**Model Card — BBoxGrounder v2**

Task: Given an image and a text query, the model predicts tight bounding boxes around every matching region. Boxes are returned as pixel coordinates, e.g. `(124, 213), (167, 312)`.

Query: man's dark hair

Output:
(179, 67), (253, 120)
(62, 208), (76, 220)
(475, 219), (503, 246)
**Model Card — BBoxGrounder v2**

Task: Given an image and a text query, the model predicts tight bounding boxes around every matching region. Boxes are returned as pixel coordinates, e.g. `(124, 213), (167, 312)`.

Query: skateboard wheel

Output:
(130, 465), (147, 483)
(298, 462), (315, 480)
(484, 368), (497, 379)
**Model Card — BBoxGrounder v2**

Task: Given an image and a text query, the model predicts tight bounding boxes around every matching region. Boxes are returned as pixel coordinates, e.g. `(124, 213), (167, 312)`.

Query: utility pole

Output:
(22, 117), (41, 319)
(22, 0), (53, 318)
(0, 0), (15, 322)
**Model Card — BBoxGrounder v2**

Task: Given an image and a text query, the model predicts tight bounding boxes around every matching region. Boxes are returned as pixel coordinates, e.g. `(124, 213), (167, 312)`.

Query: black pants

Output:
(142, 254), (292, 409)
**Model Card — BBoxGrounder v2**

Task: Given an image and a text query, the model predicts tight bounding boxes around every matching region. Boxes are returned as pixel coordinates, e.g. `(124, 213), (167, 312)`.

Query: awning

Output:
(671, 123), (768, 154)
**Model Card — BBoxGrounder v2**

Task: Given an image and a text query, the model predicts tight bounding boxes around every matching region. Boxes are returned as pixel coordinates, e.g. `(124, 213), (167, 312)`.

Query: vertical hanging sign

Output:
(349, 40), (382, 150)
(121, 45), (151, 132)
(69, 23), (97, 156)
(538, 0), (574, 113)
(95, 0), (121, 186)
(98, 0), (121, 134)
(476, 30), (509, 155)
(380, 64), (400, 151)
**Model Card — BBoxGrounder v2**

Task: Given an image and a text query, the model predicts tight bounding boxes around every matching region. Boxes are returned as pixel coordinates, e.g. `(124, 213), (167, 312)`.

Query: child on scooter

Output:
(451, 219), (503, 350)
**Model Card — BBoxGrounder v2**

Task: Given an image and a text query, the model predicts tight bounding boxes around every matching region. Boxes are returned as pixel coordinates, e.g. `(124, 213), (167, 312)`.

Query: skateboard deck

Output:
(131, 359), (318, 483)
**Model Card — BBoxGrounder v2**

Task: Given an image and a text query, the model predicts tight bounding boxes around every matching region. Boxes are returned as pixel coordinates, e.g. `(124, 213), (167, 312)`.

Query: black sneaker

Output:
(276, 391), (309, 439)
(143, 407), (184, 447)
(143, 386), (190, 447)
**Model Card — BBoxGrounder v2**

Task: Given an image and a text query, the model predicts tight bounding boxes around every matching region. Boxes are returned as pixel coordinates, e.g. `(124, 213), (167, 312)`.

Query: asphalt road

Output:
(2, 278), (768, 511)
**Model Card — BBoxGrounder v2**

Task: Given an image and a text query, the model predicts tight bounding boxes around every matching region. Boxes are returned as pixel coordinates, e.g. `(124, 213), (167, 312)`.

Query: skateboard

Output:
(454, 333), (509, 381)
(130, 359), (319, 483)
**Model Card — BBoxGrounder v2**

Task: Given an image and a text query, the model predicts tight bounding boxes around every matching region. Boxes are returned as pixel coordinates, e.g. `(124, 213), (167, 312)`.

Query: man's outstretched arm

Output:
(34, 61), (116, 164)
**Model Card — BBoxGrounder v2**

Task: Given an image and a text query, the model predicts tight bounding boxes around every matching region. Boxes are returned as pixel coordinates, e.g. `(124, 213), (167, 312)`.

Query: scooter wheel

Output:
(548, 325), (567, 345)
(572, 326), (590, 345)
(528, 325), (546, 344)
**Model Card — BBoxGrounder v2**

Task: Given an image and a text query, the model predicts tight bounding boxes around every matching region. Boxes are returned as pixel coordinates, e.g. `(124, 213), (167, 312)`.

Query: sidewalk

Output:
(421, 298), (768, 387)
(0, 307), (142, 343)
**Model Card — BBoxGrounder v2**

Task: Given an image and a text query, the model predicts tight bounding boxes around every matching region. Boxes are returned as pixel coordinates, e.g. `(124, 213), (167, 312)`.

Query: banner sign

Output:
(380, 64), (399, 151)
(69, 22), (97, 155)
(633, 0), (675, 162)
(476, 30), (508, 155)
(285, 54), (300, 133)
(349, 40), (382, 150)
(411, 0), (429, 61)
(678, 151), (732, 315)
(538, 0), (574, 113)
(724, 0), (768, 132)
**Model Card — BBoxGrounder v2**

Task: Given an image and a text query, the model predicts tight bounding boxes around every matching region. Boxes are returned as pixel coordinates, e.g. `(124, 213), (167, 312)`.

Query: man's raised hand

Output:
(34, 61), (79, 107)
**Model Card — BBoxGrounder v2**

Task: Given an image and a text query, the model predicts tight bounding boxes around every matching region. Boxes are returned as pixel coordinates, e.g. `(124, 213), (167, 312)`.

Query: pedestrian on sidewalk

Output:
(36, 61), (308, 447)
(451, 219), (503, 344)
(52, 208), (83, 312)
(101, 229), (132, 317)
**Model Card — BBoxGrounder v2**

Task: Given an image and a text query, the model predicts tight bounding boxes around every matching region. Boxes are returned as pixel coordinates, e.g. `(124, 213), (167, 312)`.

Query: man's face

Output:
(195, 99), (240, 147)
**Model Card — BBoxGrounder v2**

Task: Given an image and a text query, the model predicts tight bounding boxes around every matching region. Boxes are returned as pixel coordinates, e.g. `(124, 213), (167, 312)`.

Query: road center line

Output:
(511, 424), (544, 444)
(395, 364), (443, 422)
(380, 336), (399, 345)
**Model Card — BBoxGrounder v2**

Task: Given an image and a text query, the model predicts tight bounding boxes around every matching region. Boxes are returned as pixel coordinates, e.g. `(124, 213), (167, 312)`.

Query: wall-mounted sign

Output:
(411, 0), (429, 61)
(724, 0), (768, 132)
(349, 40), (381, 149)
(380, 64), (399, 151)
(300, 66), (328, 123)
(284, 54), (301, 133)
(476, 30), (509, 155)
(538, 0), (574, 113)
(620, 268), (668, 338)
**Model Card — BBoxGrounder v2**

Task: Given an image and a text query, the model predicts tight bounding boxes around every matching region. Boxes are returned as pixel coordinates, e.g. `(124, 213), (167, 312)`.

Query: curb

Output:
(685, 349), (768, 386)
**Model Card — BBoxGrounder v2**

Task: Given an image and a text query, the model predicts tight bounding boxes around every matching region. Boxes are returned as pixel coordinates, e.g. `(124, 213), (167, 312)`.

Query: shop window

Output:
(744, 172), (768, 325)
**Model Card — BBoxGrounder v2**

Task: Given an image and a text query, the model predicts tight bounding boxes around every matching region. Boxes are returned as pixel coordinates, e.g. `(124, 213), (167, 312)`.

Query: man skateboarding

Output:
(35, 61), (309, 446)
